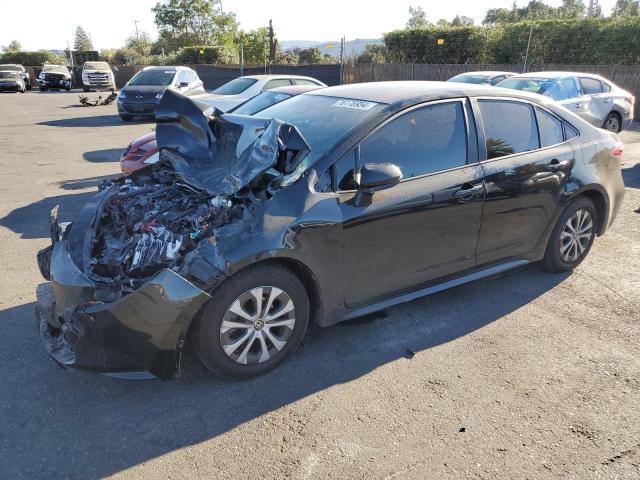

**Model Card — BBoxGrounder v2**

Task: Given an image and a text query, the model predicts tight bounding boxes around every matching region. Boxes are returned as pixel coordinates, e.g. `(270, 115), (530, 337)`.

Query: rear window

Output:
(232, 91), (292, 115)
(579, 77), (604, 94)
(479, 100), (539, 159)
(212, 78), (257, 95)
(449, 74), (489, 84)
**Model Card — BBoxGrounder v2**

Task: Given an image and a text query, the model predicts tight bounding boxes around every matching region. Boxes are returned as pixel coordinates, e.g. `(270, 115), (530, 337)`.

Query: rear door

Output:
(473, 99), (575, 264)
(336, 99), (485, 307)
(556, 76), (592, 122)
(578, 76), (611, 127)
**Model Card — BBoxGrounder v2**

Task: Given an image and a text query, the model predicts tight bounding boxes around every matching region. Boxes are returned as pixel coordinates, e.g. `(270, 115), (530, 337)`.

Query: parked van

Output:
(81, 61), (115, 91)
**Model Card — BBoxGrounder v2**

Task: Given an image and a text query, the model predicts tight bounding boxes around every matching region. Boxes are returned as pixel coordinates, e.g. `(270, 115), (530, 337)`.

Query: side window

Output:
(264, 79), (292, 90)
(187, 70), (197, 84)
(564, 123), (579, 141)
(489, 75), (505, 85)
(579, 77), (604, 95)
(549, 77), (581, 101)
(359, 101), (468, 179)
(479, 100), (539, 159)
(294, 79), (321, 86)
(176, 70), (188, 85)
(536, 107), (564, 147)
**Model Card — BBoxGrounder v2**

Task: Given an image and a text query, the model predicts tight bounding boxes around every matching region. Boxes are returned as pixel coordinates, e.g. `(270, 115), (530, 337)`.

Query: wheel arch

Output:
(570, 186), (609, 235)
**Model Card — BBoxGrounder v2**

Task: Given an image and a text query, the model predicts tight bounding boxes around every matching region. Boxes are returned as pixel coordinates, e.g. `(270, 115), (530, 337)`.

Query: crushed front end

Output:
(35, 89), (310, 379)
(35, 169), (237, 379)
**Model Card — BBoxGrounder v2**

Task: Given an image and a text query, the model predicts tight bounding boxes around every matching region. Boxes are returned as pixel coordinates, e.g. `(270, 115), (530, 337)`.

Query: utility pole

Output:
(523, 25), (533, 74)
(339, 36), (345, 85)
(268, 19), (277, 68)
(133, 20), (140, 40)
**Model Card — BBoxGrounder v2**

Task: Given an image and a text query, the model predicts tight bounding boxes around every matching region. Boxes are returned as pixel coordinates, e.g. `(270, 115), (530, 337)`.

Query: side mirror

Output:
(179, 81), (189, 88)
(353, 163), (402, 207)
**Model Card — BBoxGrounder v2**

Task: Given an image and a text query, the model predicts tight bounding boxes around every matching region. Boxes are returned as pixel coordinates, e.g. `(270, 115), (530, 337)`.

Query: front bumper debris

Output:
(36, 239), (214, 379)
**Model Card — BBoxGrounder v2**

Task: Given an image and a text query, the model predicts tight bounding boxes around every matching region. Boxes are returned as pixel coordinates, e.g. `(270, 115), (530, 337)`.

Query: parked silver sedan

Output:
(448, 70), (514, 86)
(496, 72), (635, 132)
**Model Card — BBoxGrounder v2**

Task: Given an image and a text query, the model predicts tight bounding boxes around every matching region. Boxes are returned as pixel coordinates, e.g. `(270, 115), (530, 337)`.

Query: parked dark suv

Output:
(117, 66), (204, 121)
(36, 82), (625, 380)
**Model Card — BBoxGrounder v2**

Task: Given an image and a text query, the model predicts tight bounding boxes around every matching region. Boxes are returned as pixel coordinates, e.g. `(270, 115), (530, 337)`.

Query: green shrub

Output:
(0, 50), (67, 66)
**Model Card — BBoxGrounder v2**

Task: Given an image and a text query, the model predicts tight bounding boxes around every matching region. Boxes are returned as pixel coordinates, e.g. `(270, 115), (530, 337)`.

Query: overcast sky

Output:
(1, 0), (618, 51)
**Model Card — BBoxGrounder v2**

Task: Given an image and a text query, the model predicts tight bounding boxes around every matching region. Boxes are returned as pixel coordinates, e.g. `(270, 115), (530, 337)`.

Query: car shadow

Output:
(83, 148), (125, 163)
(37, 115), (152, 127)
(0, 190), (96, 239)
(58, 174), (119, 190)
(622, 162), (640, 189)
(0, 266), (570, 478)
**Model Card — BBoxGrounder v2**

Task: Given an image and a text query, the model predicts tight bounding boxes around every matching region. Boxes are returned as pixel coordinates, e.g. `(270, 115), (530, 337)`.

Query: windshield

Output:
(212, 78), (257, 95)
(0, 72), (19, 79)
(449, 74), (489, 84)
(84, 62), (110, 71)
(258, 94), (381, 173)
(0, 65), (21, 72)
(232, 91), (293, 115)
(43, 65), (68, 74)
(129, 69), (176, 86)
(497, 77), (554, 95)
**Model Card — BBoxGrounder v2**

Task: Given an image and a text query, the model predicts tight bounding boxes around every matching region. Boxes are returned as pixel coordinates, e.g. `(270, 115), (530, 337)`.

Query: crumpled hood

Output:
(155, 89), (310, 196)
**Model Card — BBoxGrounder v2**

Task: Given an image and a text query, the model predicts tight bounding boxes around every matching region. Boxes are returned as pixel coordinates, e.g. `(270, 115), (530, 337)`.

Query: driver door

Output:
(336, 100), (485, 308)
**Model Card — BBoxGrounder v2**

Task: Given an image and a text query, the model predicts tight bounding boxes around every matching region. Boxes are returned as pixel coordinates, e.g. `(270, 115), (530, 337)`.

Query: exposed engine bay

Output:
(90, 165), (255, 292)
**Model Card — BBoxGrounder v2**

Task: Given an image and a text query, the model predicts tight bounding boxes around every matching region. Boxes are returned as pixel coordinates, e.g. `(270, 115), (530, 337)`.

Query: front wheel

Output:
(542, 196), (597, 272)
(195, 264), (310, 379)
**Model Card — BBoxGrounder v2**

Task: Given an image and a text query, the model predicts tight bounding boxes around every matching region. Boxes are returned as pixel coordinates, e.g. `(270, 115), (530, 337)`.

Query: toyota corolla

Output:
(36, 82), (625, 380)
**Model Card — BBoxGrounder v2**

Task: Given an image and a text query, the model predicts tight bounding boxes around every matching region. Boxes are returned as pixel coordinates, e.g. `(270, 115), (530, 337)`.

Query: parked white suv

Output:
(82, 61), (116, 91)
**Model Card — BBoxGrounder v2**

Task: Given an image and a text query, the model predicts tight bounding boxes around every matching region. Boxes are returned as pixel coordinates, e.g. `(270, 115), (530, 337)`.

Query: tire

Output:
(119, 115), (133, 122)
(603, 112), (622, 133)
(195, 264), (310, 379)
(40, 86), (47, 91)
(542, 196), (597, 272)
(83, 87), (90, 92)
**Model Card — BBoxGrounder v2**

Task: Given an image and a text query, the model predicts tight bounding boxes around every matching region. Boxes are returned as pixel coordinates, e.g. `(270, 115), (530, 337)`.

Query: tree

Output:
(611, 0), (639, 16)
(557, 0), (586, 18)
(356, 44), (388, 63)
(406, 6), (430, 29)
(126, 32), (153, 57)
(74, 26), (93, 51)
(483, 7), (519, 25)
(296, 47), (323, 64)
(3, 40), (22, 53)
(237, 28), (270, 64)
(152, 0), (239, 54)
(452, 15), (474, 26)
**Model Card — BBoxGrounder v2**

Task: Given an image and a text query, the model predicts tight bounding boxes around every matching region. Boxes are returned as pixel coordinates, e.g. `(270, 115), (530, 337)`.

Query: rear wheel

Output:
(196, 264), (309, 379)
(542, 196), (597, 272)
(40, 86), (47, 91)
(603, 112), (621, 133)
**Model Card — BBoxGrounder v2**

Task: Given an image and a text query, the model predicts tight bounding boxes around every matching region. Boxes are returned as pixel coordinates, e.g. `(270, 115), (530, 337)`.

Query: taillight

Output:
(612, 144), (624, 157)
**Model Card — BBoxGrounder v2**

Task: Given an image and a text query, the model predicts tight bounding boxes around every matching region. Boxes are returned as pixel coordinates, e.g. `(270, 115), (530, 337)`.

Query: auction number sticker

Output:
(332, 99), (377, 110)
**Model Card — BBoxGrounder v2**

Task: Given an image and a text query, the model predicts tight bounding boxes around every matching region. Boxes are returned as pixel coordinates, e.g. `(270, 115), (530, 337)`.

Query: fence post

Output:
(523, 25), (533, 74)
(371, 62), (375, 82)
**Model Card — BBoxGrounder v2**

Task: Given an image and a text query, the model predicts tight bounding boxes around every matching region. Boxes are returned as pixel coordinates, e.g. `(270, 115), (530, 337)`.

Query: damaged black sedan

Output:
(36, 82), (625, 380)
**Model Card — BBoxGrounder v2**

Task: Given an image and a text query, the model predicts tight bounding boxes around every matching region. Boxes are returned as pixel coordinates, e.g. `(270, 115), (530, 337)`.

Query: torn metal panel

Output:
(155, 89), (310, 196)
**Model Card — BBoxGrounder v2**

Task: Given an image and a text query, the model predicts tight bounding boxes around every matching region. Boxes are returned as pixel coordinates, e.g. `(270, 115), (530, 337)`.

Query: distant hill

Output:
(281, 39), (384, 57)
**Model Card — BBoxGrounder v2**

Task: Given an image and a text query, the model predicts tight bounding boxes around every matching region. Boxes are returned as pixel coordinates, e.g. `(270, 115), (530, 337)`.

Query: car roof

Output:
(453, 71), (513, 77)
(241, 74), (321, 81)
(267, 85), (323, 95)
(142, 65), (183, 71)
(304, 81), (545, 105)
(510, 71), (605, 80)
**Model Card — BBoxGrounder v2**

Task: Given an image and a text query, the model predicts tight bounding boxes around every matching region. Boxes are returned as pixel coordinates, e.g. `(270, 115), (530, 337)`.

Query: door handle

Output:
(454, 184), (483, 202)
(545, 159), (573, 172)
(574, 103), (582, 108)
